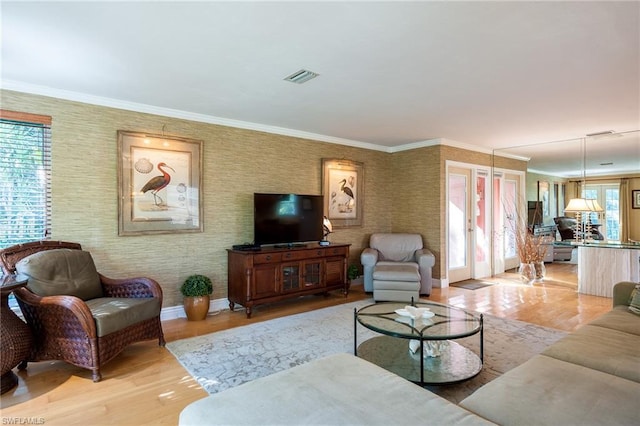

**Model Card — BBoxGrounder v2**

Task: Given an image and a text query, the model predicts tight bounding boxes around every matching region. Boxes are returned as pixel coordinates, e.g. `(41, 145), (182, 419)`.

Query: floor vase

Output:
(518, 263), (536, 285)
(534, 261), (546, 282)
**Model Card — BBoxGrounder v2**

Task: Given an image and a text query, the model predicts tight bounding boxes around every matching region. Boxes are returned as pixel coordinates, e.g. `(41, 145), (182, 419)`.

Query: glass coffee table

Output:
(354, 301), (483, 386)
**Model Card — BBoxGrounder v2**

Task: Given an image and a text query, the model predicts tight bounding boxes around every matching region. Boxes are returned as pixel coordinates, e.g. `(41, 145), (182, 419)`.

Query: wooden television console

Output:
(227, 243), (351, 318)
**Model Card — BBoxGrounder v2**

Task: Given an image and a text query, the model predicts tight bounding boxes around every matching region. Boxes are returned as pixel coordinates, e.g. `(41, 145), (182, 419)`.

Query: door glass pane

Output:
(605, 188), (620, 241)
(476, 175), (487, 263)
(582, 188), (599, 225)
(449, 174), (467, 268)
(504, 180), (517, 258)
(493, 175), (503, 267)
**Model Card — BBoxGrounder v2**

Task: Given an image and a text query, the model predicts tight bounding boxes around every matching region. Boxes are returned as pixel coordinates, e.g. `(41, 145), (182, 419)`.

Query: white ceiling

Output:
(2, 1), (639, 174)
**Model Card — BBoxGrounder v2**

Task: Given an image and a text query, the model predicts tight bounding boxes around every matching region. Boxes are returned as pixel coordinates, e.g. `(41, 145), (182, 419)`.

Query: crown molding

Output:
(4, 80), (491, 157)
(388, 137), (495, 155)
(388, 138), (442, 152)
(3, 80), (390, 152)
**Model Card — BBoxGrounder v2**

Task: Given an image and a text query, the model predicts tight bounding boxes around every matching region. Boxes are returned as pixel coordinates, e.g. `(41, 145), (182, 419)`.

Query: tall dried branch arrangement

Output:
(514, 227), (552, 263)
(504, 197), (553, 264)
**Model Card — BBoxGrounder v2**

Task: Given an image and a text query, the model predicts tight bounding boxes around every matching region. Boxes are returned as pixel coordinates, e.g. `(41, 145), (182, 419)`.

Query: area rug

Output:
(450, 279), (496, 290)
(166, 300), (567, 404)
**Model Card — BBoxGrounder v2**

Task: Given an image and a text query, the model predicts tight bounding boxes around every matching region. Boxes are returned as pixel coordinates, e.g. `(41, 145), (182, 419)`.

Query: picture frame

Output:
(322, 159), (364, 228)
(117, 130), (203, 235)
(633, 190), (640, 209)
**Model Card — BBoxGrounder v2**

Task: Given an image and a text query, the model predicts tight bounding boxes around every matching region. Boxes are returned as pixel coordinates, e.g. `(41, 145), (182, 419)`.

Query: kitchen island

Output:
(576, 241), (640, 297)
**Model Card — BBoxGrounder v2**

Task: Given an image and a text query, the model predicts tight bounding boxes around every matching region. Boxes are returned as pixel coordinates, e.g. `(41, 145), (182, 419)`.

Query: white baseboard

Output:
(161, 277), (448, 321)
(433, 277), (448, 288)
(160, 297), (230, 321)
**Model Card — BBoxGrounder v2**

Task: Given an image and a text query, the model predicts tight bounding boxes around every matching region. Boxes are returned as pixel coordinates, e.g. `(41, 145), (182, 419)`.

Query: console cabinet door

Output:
(325, 257), (345, 287)
(252, 264), (280, 299)
(281, 262), (301, 292)
(302, 260), (323, 289)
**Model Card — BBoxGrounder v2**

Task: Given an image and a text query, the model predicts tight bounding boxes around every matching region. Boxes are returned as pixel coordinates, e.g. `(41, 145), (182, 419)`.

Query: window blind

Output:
(0, 110), (52, 249)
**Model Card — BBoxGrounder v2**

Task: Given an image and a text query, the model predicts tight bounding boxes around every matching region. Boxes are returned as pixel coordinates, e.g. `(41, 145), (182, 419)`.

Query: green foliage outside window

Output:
(0, 119), (51, 249)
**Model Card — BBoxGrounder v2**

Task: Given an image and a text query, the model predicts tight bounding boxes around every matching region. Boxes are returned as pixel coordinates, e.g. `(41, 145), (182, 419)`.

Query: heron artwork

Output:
(336, 178), (355, 213)
(339, 179), (354, 200)
(140, 162), (175, 206)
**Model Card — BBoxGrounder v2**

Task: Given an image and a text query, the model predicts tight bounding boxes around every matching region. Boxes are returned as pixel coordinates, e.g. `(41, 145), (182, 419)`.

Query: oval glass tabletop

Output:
(356, 301), (481, 340)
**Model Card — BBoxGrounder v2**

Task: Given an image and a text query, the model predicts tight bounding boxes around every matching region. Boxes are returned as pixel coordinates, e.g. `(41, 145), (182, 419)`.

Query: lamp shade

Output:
(565, 198), (591, 212)
(585, 199), (604, 212)
(323, 216), (333, 234)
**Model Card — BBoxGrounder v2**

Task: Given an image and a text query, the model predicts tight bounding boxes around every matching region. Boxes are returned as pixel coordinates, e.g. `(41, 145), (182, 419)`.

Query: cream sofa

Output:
(459, 280), (640, 425)
(179, 281), (639, 425)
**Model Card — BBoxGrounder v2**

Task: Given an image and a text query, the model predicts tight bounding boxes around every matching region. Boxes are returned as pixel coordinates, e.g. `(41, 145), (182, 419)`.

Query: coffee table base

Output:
(357, 335), (482, 385)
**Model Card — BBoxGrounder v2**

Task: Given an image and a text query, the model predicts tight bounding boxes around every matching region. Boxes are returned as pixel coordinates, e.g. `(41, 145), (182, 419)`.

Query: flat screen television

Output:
(254, 193), (324, 247)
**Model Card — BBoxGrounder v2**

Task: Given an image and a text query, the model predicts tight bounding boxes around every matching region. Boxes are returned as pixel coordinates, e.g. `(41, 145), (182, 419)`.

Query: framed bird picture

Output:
(322, 158), (364, 228)
(117, 130), (203, 235)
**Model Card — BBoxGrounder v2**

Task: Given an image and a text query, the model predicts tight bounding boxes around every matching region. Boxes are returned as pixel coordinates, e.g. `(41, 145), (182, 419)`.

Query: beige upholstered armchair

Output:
(0, 241), (165, 382)
(360, 233), (435, 302)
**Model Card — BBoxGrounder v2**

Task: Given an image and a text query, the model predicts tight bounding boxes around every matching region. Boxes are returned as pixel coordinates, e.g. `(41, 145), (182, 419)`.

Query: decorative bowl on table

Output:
(395, 306), (435, 319)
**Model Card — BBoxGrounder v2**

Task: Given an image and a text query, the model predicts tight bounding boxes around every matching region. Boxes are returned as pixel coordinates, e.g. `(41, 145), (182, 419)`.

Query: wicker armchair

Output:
(0, 241), (165, 382)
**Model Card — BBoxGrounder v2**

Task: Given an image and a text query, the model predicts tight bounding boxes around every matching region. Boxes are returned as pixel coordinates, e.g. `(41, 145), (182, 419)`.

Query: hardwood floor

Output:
(0, 263), (612, 425)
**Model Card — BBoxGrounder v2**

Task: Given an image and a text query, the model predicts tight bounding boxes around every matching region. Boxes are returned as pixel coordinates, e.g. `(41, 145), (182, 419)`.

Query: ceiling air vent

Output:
(284, 69), (319, 84)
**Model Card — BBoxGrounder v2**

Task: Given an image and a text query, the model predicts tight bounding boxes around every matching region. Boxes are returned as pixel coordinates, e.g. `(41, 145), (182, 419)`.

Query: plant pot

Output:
(183, 295), (210, 321)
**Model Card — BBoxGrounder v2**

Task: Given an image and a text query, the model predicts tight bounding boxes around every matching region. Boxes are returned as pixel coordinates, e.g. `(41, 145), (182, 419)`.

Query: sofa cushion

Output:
(179, 353), (494, 426)
(85, 297), (161, 337)
(16, 249), (103, 301)
(370, 233), (423, 262)
(541, 324), (640, 382)
(588, 306), (640, 336)
(460, 354), (640, 426)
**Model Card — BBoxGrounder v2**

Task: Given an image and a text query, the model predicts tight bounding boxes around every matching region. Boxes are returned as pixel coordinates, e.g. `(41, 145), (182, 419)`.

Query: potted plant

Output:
(347, 264), (359, 288)
(180, 274), (213, 321)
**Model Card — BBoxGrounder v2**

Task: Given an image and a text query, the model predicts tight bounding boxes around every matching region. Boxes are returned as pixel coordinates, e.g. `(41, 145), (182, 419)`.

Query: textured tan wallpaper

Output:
(1, 90), (391, 306)
(3, 89), (546, 304)
(390, 145), (442, 273)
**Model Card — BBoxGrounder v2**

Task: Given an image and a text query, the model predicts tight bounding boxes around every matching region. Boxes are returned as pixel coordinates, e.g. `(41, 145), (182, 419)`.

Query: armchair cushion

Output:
(86, 297), (162, 337)
(16, 249), (103, 301)
(370, 233), (423, 262)
(374, 263), (420, 282)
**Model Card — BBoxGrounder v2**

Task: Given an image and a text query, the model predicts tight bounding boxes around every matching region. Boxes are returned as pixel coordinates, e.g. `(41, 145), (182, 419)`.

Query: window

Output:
(0, 110), (52, 250)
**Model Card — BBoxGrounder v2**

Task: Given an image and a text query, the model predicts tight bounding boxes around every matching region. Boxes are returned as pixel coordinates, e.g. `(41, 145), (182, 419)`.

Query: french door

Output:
(447, 163), (491, 283)
(493, 170), (524, 274)
(583, 184), (620, 241)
